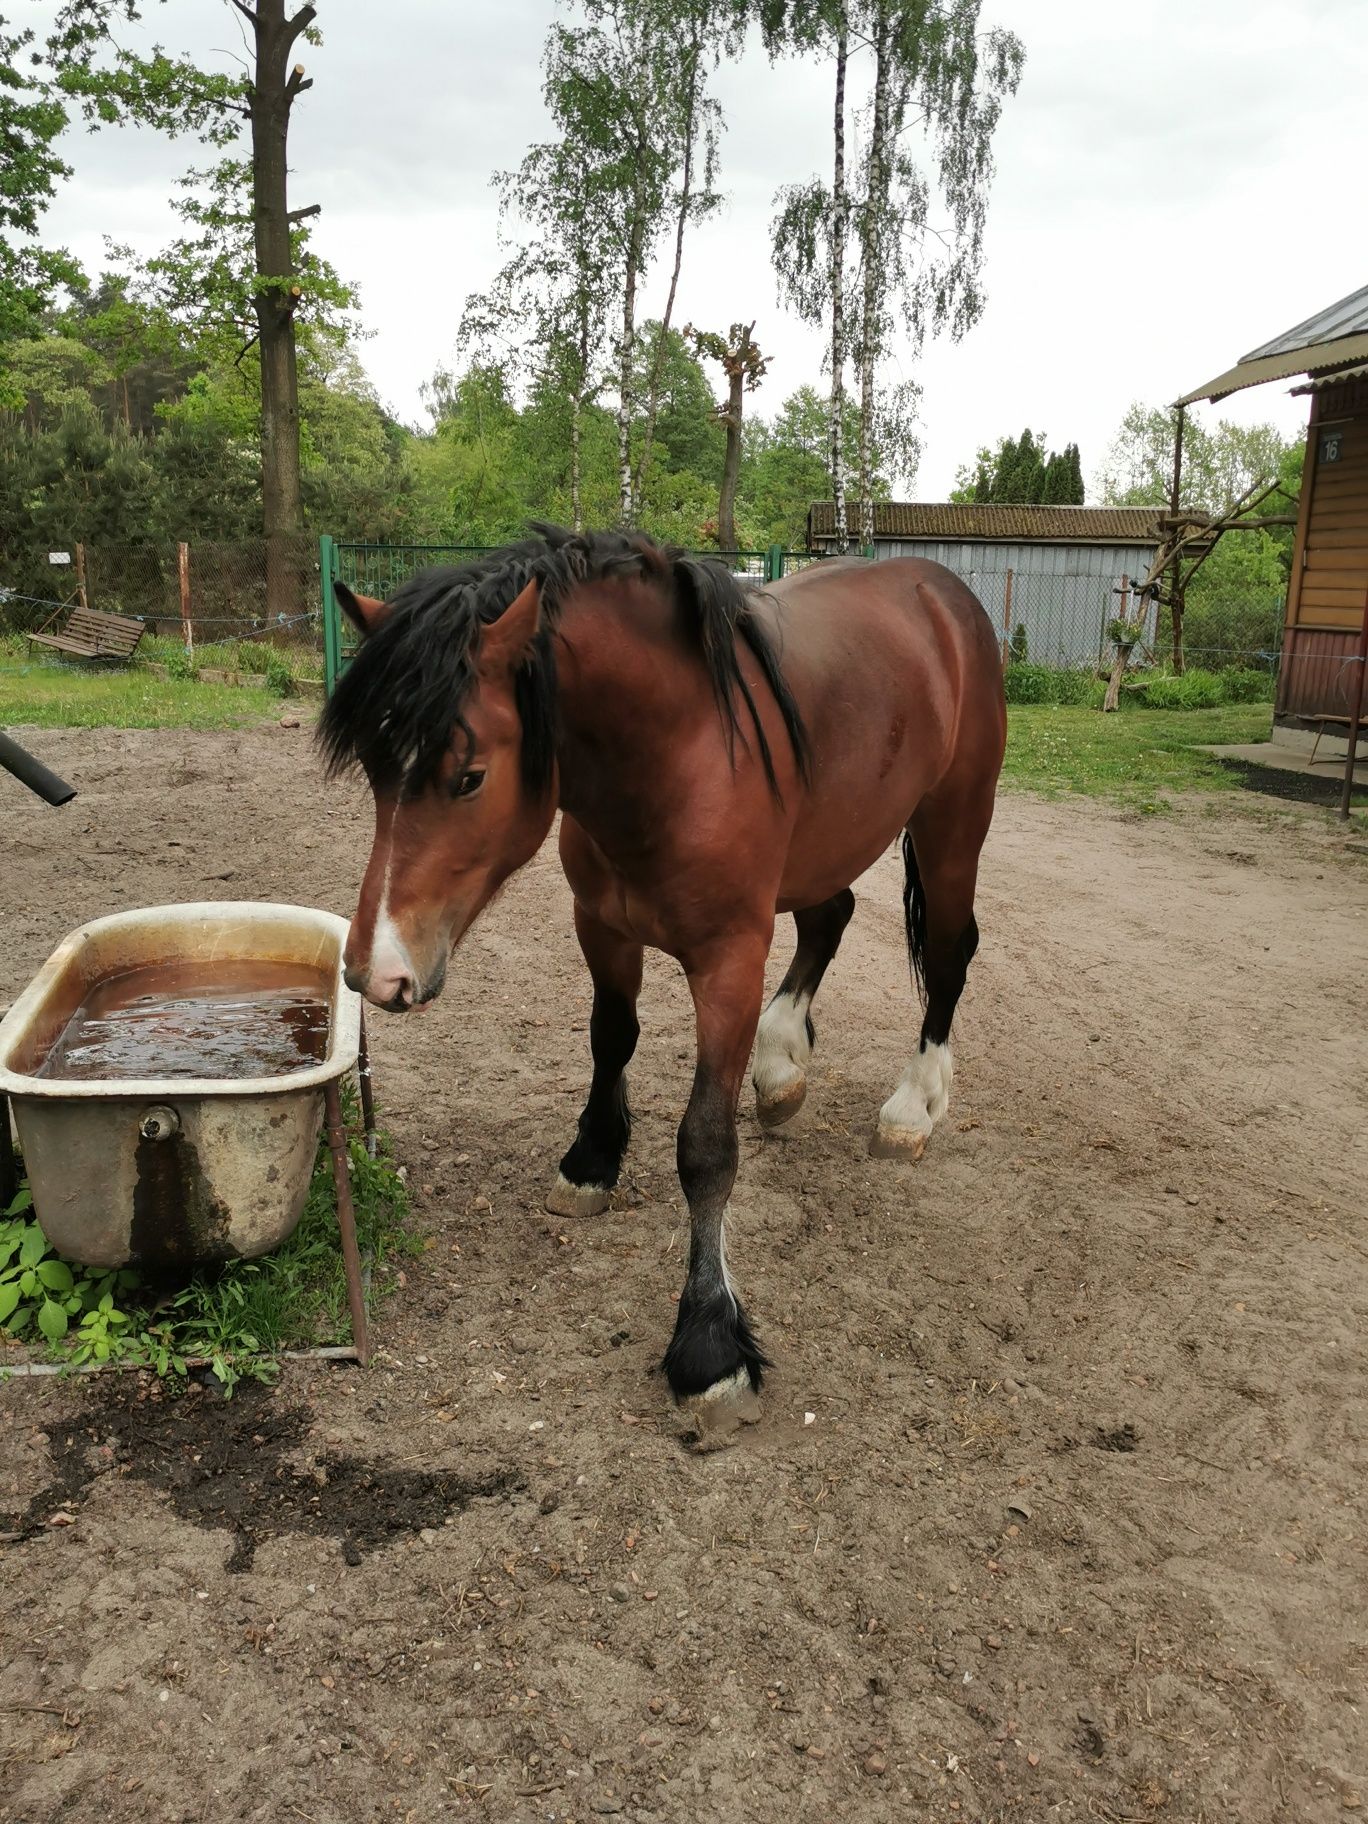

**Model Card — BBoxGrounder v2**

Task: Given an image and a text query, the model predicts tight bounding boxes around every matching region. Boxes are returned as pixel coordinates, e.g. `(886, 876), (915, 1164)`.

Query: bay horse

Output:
(320, 527), (1005, 1437)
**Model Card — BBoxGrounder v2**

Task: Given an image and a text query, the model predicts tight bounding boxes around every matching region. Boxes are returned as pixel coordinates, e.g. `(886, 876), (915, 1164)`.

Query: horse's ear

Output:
(479, 579), (542, 677)
(335, 581), (388, 638)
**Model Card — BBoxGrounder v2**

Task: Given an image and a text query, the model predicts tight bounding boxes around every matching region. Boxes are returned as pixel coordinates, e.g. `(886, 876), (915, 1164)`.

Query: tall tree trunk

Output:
(633, 30), (702, 505)
(717, 358), (745, 553)
(246, 0), (315, 618)
(572, 399), (583, 532)
(829, 24), (849, 553)
(617, 195), (644, 526)
(857, 4), (891, 550)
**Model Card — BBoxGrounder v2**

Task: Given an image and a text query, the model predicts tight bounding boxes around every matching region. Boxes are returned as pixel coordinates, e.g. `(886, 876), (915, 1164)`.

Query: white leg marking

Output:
(872, 1041), (954, 1160)
(753, 990), (813, 1122)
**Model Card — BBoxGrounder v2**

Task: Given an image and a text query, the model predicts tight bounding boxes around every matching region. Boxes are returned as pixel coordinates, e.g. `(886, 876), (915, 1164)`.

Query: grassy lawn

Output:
(1003, 703), (1277, 806)
(0, 658), (280, 730)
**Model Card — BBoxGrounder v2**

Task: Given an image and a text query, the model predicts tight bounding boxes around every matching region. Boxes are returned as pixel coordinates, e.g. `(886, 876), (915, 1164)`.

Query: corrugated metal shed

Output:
(807, 502), (1161, 544)
(1177, 281), (1368, 406)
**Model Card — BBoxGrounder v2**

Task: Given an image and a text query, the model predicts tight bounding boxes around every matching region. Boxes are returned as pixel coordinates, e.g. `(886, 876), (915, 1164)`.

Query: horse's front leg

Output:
(663, 929), (771, 1441)
(547, 904), (644, 1218)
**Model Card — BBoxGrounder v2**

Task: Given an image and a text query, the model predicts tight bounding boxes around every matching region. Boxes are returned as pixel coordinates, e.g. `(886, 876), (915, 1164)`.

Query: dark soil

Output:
(1, 1378), (526, 1571)
(2, 723), (1366, 1824)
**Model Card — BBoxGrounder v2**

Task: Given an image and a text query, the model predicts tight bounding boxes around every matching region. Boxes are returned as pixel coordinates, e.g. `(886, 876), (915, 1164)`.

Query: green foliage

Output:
(953, 429), (1085, 504)
(1099, 402), (1302, 519)
(0, 1106), (412, 1393)
(0, 18), (84, 358)
(1003, 663), (1103, 707)
(1008, 622), (1028, 665)
(1142, 667), (1275, 709)
(0, 1186), (142, 1356)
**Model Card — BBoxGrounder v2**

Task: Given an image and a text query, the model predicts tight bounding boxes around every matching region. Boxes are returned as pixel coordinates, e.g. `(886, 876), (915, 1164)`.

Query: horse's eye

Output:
(453, 768), (486, 799)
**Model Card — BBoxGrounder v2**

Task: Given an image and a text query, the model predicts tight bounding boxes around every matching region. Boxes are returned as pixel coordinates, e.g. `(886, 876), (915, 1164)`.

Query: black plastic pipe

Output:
(0, 731), (77, 805)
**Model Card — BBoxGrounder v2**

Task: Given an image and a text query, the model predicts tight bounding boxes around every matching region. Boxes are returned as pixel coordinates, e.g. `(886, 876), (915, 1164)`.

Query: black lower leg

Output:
(559, 984), (640, 1192)
(663, 1066), (769, 1399)
(919, 913), (978, 1048)
(766, 887), (856, 1044)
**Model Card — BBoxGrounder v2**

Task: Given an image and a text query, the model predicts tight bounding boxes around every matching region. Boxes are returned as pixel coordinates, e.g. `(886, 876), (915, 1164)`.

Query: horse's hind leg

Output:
(752, 888), (855, 1127)
(871, 787), (991, 1160)
(547, 905), (643, 1217)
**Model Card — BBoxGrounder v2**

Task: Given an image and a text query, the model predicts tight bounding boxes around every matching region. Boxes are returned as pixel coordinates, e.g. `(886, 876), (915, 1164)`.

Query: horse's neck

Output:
(552, 585), (704, 841)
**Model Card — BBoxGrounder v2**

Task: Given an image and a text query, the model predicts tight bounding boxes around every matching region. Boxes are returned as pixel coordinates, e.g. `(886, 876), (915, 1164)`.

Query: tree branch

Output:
(286, 5), (319, 47)
(229, 0), (257, 26)
(285, 66), (312, 101)
(286, 203), (321, 223)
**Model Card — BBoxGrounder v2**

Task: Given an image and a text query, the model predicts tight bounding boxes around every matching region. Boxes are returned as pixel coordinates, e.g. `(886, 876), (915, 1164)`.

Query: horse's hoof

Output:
(756, 1077), (806, 1128)
(869, 1125), (929, 1162)
(545, 1172), (612, 1218)
(679, 1366), (762, 1450)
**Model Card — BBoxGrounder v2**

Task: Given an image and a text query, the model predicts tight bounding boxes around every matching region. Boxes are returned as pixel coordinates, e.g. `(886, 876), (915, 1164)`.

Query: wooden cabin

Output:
(1278, 369), (1368, 723)
(1178, 284), (1368, 734)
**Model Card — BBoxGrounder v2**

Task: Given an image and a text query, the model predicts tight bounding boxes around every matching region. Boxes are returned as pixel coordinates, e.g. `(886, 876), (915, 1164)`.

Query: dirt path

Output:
(2, 724), (1366, 1824)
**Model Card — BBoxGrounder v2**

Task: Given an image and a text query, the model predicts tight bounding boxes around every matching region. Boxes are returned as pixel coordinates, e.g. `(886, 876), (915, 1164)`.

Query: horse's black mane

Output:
(317, 523), (810, 799)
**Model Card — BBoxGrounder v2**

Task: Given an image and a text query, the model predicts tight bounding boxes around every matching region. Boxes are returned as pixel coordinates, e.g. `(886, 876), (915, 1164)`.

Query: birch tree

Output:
(767, 1), (1022, 546)
(848, 0), (1023, 544)
(768, 2), (853, 548)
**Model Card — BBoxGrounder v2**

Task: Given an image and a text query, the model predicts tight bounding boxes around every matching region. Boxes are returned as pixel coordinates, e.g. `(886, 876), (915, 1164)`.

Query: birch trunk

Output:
(829, 25), (849, 552)
(857, 3), (892, 550)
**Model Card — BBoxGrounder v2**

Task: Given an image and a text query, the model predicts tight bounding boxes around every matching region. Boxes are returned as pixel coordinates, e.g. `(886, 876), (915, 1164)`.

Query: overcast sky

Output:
(29, 0), (1368, 497)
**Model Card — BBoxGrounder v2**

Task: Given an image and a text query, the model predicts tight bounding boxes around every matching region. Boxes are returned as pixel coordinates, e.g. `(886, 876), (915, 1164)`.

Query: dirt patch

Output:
(1, 723), (1366, 1824)
(1, 1378), (526, 1571)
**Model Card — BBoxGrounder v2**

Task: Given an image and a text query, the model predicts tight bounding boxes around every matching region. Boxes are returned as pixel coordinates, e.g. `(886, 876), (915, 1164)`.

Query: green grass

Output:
(1003, 703), (1278, 806)
(0, 657), (279, 729)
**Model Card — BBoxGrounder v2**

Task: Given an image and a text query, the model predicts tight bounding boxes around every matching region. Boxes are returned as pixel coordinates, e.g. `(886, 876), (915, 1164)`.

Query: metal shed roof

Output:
(1176, 282), (1368, 406)
(808, 502), (1162, 545)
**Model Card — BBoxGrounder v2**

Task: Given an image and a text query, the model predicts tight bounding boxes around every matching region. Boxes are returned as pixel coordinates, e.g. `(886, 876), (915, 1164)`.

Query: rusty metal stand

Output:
(324, 1076), (371, 1365)
(357, 1009), (377, 1158)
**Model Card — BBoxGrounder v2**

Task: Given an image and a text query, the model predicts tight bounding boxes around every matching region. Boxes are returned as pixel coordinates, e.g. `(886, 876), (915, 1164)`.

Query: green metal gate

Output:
(320, 537), (828, 694)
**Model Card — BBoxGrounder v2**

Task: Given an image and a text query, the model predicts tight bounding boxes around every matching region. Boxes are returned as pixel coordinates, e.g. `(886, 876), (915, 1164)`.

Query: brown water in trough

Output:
(37, 958), (331, 1082)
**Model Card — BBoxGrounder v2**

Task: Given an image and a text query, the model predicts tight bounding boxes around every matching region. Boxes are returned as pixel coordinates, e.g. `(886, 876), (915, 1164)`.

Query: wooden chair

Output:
(28, 604), (145, 663)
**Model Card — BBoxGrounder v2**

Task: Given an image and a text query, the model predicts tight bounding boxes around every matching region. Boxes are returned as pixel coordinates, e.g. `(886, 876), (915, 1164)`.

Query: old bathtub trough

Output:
(0, 902), (375, 1361)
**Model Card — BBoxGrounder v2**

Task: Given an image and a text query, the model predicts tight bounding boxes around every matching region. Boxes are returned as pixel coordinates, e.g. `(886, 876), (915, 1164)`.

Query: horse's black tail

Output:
(901, 830), (927, 1005)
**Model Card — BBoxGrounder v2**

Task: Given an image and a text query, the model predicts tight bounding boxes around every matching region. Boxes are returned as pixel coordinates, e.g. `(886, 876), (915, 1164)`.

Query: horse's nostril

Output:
(343, 965), (366, 994)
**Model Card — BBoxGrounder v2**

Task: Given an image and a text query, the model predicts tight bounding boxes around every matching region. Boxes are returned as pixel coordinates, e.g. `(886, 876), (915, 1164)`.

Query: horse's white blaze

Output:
(752, 990), (813, 1103)
(878, 1040), (954, 1140)
(368, 828), (418, 1003)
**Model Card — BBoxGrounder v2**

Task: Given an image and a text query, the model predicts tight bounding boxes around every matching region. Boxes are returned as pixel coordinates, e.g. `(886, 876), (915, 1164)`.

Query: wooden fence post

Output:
(178, 541), (193, 657)
(1001, 567), (1014, 667)
(74, 543), (89, 611)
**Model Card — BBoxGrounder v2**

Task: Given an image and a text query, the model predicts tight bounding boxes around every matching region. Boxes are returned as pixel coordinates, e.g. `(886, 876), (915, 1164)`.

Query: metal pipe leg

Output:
(358, 1009), (378, 1159)
(324, 1077), (370, 1365)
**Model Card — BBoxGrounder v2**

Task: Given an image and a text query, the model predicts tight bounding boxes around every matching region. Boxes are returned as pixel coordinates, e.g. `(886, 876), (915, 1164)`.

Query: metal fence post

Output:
(765, 544), (784, 584)
(320, 534), (339, 695)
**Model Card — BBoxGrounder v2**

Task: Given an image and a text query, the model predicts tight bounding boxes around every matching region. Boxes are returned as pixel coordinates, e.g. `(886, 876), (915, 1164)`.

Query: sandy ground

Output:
(2, 722), (1366, 1824)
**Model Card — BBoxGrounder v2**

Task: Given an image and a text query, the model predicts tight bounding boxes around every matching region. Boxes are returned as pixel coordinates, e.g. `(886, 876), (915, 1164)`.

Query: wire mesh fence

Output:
(0, 538), (325, 689)
(2, 534), (1289, 711)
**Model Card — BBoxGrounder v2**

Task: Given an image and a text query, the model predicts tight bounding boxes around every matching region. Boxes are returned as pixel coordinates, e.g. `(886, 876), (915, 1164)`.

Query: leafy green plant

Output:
(1003, 663), (1103, 707)
(0, 1185), (142, 1353)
